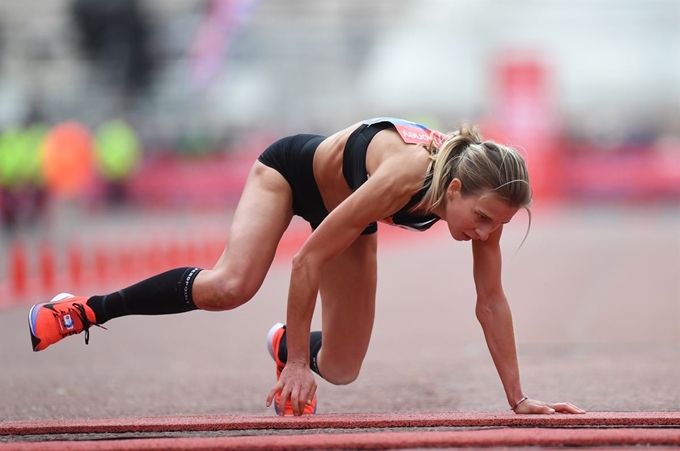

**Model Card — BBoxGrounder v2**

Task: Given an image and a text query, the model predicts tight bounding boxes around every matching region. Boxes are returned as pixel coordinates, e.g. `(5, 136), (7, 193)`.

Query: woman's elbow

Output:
(291, 251), (321, 275)
(475, 295), (508, 326)
(475, 302), (494, 326)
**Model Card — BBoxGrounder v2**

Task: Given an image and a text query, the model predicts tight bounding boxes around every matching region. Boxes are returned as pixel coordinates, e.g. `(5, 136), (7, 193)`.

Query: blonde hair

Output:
(418, 123), (533, 234)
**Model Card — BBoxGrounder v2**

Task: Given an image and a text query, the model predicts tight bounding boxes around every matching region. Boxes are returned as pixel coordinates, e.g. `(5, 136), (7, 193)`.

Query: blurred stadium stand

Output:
(0, 0), (678, 306)
(0, 0), (677, 213)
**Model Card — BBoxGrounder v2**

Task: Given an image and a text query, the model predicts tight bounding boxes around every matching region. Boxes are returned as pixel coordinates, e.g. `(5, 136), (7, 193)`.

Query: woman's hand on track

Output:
(513, 398), (586, 414)
(266, 362), (317, 416)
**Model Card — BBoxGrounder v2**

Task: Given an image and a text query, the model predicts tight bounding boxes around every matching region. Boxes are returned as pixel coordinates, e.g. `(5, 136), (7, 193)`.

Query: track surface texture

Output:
(1, 204), (679, 449)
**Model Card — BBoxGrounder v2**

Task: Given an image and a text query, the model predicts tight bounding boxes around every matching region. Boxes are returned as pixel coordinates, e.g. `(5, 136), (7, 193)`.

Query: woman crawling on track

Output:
(28, 117), (585, 416)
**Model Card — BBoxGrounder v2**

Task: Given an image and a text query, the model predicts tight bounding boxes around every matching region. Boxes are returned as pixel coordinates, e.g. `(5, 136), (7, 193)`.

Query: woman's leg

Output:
(93, 161), (294, 317)
(29, 162), (294, 351)
(316, 233), (378, 385)
(193, 162), (294, 310)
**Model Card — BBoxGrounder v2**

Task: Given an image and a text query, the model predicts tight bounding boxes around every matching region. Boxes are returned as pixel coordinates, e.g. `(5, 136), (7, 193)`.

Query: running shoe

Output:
(267, 322), (317, 415)
(28, 293), (103, 352)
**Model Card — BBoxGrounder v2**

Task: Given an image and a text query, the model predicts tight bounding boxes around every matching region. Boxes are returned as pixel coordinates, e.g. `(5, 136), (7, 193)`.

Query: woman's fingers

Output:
(294, 381), (317, 416)
(266, 365), (317, 416)
(515, 399), (586, 415)
(307, 384), (317, 405)
(276, 381), (312, 416)
(292, 384), (311, 417)
(278, 385), (292, 416)
(552, 402), (587, 414)
(514, 399), (550, 414)
(541, 402), (556, 414)
(265, 380), (283, 408)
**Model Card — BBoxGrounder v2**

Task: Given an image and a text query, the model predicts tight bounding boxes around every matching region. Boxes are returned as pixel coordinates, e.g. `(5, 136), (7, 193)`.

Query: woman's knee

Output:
(192, 270), (258, 311)
(319, 357), (362, 386)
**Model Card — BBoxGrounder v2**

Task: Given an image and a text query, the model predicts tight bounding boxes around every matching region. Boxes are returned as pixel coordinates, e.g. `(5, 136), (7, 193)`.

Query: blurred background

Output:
(0, 0), (679, 420)
(0, 0), (678, 306)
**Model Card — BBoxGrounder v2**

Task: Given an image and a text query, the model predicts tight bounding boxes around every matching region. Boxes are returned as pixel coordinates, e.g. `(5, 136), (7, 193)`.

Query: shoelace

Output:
(71, 303), (107, 345)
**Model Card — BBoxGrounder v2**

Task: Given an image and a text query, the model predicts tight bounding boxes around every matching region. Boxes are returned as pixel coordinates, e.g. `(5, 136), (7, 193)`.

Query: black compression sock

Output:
(87, 267), (202, 324)
(278, 329), (323, 377)
(309, 331), (323, 376)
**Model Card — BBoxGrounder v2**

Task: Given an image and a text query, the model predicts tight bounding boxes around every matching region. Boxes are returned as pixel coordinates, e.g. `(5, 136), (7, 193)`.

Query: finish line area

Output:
(2, 412), (679, 450)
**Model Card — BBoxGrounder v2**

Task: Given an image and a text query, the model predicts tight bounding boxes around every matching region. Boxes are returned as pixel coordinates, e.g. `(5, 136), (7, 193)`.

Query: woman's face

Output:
(442, 179), (520, 242)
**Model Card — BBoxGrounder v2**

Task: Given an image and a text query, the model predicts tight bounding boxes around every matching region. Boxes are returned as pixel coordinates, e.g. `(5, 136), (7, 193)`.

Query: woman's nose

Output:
(475, 223), (498, 241)
(475, 224), (500, 241)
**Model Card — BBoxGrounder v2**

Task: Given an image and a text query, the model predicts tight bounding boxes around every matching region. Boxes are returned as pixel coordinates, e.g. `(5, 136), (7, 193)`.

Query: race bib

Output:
(363, 117), (448, 149)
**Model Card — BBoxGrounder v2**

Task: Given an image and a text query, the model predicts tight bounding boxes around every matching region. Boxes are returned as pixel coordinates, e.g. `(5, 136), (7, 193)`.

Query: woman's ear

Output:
(447, 178), (462, 199)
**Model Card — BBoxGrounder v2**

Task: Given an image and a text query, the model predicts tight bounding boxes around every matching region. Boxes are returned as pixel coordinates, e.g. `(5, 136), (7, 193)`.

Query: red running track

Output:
(1, 428), (679, 450)
(1, 412), (679, 450)
(2, 411), (679, 435)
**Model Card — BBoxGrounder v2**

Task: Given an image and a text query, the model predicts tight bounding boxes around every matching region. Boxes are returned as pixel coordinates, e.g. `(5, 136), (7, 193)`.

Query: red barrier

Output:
(39, 242), (55, 293)
(1, 222), (436, 310)
(118, 246), (135, 279)
(9, 242), (27, 299)
(186, 240), (198, 266)
(146, 242), (164, 274)
(167, 242), (181, 270)
(68, 243), (83, 289)
(94, 246), (108, 284)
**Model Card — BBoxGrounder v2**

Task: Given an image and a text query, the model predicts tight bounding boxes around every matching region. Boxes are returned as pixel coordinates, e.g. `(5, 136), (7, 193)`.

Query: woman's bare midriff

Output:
(312, 122), (360, 213)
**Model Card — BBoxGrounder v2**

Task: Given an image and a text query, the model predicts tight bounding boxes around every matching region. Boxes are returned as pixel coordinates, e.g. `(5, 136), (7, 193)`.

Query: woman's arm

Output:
(472, 226), (585, 414)
(471, 226), (525, 407)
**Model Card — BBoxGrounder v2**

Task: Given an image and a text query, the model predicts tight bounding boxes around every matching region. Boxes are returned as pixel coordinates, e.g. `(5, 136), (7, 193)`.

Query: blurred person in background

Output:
(71, 0), (154, 100)
(94, 119), (141, 204)
(0, 128), (21, 228)
(0, 124), (48, 230)
(27, 117), (585, 417)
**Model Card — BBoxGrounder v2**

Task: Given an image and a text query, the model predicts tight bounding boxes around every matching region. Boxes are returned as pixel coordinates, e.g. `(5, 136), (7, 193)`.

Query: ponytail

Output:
(418, 123), (483, 212)
(417, 123), (532, 213)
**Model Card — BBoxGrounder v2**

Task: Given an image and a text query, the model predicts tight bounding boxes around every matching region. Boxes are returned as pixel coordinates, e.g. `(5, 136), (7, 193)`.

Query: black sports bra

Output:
(342, 120), (440, 234)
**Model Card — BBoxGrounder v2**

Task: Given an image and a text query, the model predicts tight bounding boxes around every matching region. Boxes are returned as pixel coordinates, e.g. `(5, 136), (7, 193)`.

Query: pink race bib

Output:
(363, 117), (448, 148)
